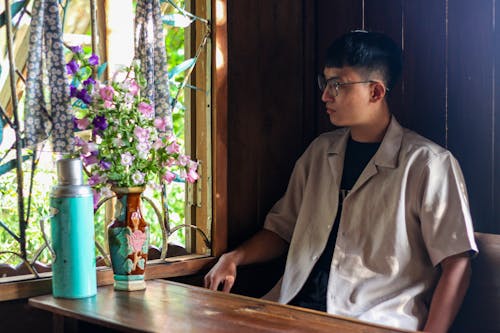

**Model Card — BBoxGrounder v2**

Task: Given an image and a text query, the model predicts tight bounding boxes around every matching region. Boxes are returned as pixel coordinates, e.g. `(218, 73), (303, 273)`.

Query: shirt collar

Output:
(327, 115), (403, 169)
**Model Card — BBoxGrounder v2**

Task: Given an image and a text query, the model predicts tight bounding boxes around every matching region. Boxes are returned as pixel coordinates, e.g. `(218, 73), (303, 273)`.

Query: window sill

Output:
(0, 254), (216, 301)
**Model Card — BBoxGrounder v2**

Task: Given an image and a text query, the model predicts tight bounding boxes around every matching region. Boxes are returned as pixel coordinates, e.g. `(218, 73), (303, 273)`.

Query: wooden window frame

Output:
(0, 0), (228, 301)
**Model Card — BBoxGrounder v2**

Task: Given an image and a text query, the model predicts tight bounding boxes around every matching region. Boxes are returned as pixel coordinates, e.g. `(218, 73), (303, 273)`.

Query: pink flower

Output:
(127, 230), (146, 252)
(152, 139), (164, 150)
(75, 118), (90, 130)
(162, 171), (176, 184)
(154, 116), (171, 132)
(99, 85), (115, 101)
(165, 157), (176, 167)
(81, 142), (98, 155)
(177, 154), (190, 166)
(166, 142), (180, 154)
(134, 126), (150, 143)
(121, 152), (134, 166)
(138, 102), (154, 119)
(128, 79), (139, 96)
(104, 100), (114, 108)
(186, 168), (199, 183)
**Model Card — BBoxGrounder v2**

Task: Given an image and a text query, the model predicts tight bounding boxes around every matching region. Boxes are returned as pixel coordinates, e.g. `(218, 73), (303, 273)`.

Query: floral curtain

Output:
(24, 0), (73, 153)
(134, 0), (172, 129)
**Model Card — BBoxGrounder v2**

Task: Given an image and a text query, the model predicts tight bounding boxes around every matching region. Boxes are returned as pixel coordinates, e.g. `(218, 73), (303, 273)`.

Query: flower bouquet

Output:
(67, 46), (198, 204)
(66, 46), (198, 290)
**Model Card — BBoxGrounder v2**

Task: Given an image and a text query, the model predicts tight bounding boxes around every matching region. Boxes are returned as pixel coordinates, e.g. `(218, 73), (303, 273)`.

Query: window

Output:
(0, 0), (228, 300)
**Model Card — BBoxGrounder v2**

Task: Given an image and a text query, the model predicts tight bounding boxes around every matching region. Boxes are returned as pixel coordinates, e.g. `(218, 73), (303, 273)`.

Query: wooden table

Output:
(29, 280), (417, 333)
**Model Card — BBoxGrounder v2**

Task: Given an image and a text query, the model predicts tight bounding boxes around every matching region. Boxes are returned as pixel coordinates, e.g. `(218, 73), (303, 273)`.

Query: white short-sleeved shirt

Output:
(263, 116), (478, 331)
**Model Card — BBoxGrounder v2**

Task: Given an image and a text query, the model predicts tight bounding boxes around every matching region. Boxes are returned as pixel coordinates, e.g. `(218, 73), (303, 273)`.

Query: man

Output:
(204, 31), (477, 333)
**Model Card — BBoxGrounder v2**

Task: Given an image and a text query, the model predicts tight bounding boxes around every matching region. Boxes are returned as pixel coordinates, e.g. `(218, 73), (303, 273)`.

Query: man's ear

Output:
(370, 82), (387, 102)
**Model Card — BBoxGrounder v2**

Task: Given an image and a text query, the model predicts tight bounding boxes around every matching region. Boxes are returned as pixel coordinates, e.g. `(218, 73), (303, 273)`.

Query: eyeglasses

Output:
(317, 74), (388, 97)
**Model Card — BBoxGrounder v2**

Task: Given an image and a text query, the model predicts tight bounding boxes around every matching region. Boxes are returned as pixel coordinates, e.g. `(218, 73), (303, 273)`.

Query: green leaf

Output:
(97, 63), (107, 79)
(0, 1), (26, 28)
(0, 155), (31, 176)
(162, 14), (193, 28)
(168, 58), (195, 79)
(0, 113), (4, 145)
(72, 99), (89, 109)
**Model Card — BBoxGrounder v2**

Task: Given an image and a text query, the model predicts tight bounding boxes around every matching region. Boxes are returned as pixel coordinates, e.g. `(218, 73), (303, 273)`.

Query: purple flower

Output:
(88, 173), (103, 186)
(66, 60), (80, 75)
(70, 45), (83, 54)
(70, 85), (78, 97)
(88, 54), (99, 66)
(77, 89), (92, 104)
(93, 115), (108, 131)
(83, 151), (99, 166)
(92, 189), (101, 210)
(99, 160), (112, 170)
(74, 135), (85, 146)
(83, 77), (96, 86)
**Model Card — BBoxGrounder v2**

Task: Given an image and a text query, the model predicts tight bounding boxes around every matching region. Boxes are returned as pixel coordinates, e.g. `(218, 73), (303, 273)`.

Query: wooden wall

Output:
(226, 0), (500, 255)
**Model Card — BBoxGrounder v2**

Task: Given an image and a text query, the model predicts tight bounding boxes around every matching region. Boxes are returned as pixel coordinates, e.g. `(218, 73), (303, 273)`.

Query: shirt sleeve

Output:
(263, 145), (311, 243)
(419, 152), (478, 267)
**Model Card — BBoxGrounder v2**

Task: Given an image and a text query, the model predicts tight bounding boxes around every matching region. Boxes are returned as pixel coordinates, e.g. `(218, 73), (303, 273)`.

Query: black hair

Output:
(325, 30), (403, 91)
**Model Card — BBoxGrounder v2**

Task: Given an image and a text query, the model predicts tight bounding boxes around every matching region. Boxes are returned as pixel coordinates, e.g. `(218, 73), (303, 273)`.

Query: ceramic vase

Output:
(108, 186), (149, 291)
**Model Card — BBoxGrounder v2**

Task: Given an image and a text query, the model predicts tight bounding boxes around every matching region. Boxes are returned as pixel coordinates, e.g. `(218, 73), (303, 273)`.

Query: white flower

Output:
(132, 171), (145, 185)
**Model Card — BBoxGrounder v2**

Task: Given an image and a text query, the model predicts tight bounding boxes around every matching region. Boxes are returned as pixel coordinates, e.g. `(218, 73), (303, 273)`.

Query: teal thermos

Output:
(50, 158), (97, 298)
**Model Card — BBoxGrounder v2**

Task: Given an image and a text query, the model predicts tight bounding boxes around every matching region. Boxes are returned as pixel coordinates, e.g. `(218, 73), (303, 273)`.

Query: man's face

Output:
(321, 66), (378, 128)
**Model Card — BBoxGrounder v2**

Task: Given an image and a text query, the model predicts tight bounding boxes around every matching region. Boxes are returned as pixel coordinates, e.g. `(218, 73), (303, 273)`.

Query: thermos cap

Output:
(57, 158), (84, 185)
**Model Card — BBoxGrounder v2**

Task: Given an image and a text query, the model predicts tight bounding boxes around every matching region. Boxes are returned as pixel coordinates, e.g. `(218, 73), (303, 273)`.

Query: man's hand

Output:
(203, 229), (288, 293)
(204, 253), (238, 292)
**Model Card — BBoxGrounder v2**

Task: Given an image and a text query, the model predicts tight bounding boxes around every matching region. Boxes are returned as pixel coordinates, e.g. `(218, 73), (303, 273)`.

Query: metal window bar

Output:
(0, 0), (211, 280)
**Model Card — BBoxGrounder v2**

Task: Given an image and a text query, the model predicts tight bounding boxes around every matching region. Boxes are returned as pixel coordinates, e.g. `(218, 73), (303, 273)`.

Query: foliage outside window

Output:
(0, 0), (211, 280)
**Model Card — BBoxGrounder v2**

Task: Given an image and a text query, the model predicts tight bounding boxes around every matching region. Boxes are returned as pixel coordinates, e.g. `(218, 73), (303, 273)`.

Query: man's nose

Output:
(321, 88), (335, 103)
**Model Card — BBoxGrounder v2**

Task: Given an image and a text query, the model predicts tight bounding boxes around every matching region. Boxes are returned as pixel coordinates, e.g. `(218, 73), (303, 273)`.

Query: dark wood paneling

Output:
(315, 0), (363, 134)
(227, 1), (313, 248)
(0, 299), (52, 332)
(495, 0), (500, 233)
(364, 0), (404, 124)
(402, 0), (446, 145)
(448, 0), (495, 232)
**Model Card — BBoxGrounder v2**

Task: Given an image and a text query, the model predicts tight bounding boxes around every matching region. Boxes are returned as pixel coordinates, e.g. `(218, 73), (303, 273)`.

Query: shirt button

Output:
(312, 255), (318, 260)
(327, 225), (331, 229)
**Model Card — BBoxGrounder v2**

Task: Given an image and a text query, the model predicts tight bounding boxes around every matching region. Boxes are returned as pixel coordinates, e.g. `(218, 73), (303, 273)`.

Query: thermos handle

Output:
(39, 214), (56, 260)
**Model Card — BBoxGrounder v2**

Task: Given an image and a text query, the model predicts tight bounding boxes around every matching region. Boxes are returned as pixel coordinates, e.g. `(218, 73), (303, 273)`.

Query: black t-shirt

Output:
(289, 137), (381, 312)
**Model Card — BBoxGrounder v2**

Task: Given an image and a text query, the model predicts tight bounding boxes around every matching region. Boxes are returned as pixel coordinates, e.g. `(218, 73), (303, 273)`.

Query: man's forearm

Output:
(423, 252), (471, 333)
(227, 229), (288, 266)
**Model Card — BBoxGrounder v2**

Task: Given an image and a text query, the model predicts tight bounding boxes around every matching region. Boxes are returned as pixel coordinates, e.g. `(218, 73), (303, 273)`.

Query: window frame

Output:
(0, 0), (228, 301)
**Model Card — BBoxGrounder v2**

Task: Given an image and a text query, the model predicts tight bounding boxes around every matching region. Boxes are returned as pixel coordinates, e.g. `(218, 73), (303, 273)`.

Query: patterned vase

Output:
(108, 186), (149, 291)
